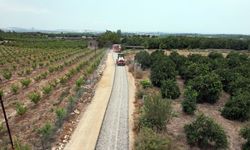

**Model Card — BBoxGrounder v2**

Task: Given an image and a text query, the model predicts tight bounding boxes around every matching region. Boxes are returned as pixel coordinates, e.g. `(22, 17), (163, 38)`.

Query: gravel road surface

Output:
(96, 52), (129, 150)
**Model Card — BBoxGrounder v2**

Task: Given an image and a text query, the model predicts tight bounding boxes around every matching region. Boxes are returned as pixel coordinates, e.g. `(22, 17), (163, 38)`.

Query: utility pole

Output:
(0, 95), (14, 149)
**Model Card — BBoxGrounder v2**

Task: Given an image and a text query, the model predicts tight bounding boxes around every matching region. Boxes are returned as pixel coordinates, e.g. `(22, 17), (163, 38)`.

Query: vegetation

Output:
(181, 87), (198, 115)
(150, 57), (176, 87)
(28, 91), (41, 104)
(160, 79), (180, 99)
(15, 102), (27, 116)
(184, 114), (228, 149)
(2, 69), (12, 80)
(135, 127), (171, 150)
(222, 91), (250, 121)
(139, 94), (172, 131)
(240, 124), (250, 150)
(14, 139), (31, 150)
(11, 84), (20, 94)
(187, 73), (223, 103)
(42, 85), (53, 95)
(135, 51), (151, 69)
(55, 108), (67, 125)
(21, 78), (31, 88)
(140, 80), (152, 89)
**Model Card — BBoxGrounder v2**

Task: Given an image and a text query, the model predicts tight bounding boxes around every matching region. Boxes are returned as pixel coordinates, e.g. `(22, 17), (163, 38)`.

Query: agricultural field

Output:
(128, 49), (250, 150)
(0, 37), (105, 149)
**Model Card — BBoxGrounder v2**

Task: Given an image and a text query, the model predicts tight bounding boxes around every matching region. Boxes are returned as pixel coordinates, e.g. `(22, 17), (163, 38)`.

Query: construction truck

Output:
(116, 53), (125, 66)
(112, 44), (121, 53)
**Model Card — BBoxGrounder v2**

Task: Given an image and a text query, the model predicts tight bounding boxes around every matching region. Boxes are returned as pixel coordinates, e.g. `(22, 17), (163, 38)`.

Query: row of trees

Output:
(122, 36), (250, 50)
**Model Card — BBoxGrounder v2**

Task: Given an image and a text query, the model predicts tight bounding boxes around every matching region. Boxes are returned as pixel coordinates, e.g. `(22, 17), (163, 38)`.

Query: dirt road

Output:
(96, 53), (129, 150)
(64, 51), (115, 150)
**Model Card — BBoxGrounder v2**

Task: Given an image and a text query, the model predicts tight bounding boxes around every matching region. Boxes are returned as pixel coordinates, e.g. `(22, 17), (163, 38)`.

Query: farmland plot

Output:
(0, 45), (105, 149)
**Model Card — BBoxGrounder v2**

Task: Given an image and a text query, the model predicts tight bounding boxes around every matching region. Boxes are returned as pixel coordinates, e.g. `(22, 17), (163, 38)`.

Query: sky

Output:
(0, 0), (250, 34)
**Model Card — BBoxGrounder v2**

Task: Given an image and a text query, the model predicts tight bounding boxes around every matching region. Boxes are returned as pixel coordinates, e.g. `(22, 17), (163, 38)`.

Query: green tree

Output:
(181, 87), (198, 115)
(222, 91), (250, 121)
(160, 79), (180, 99)
(240, 124), (250, 150)
(135, 51), (151, 69)
(150, 57), (176, 87)
(188, 73), (222, 103)
(184, 114), (228, 149)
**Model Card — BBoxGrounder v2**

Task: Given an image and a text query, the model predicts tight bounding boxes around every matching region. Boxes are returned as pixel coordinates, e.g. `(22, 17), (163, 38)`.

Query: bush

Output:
(150, 50), (165, 65)
(150, 57), (176, 87)
(183, 63), (209, 81)
(11, 84), (20, 94)
(15, 102), (27, 116)
(28, 91), (41, 104)
(160, 79), (180, 99)
(55, 108), (67, 125)
(221, 91), (250, 121)
(208, 51), (224, 59)
(135, 127), (172, 150)
(188, 73), (222, 103)
(14, 138), (31, 150)
(38, 123), (54, 143)
(140, 80), (152, 89)
(181, 87), (198, 115)
(184, 114), (228, 149)
(139, 94), (172, 130)
(2, 70), (12, 80)
(21, 79), (31, 88)
(227, 76), (250, 95)
(42, 85), (52, 95)
(75, 77), (85, 88)
(240, 124), (250, 150)
(135, 51), (151, 70)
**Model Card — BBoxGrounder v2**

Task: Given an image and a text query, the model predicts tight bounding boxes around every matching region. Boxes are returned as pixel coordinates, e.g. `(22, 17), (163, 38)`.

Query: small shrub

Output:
(140, 80), (152, 89)
(15, 102), (27, 116)
(2, 70), (12, 80)
(135, 127), (172, 150)
(14, 138), (31, 150)
(40, 72), (48, 79)
(55, 108), (67, 125)
(21, 79), (31, 88)
(184, 114), (228, 149)
(76, 77), (85, 88)
(42, 85), (52, 95)
(161, 79), (180, 99)
(221, 91), (250, 121)
(28, 91), (41, 104)
(240, 124), (250, 150)
(11, 84), (20, 94)
(38, 122), (54, 141)
(181, 87), (198, 115)
(139, 94), (172, 130)
(25, 68), (31, 75)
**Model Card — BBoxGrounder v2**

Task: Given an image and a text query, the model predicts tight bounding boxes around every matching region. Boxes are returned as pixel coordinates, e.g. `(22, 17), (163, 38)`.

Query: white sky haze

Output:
(0, 0), (249, 34)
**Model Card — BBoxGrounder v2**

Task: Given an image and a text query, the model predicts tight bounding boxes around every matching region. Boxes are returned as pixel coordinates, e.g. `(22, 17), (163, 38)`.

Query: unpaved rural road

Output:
(96, 52), (129, 150)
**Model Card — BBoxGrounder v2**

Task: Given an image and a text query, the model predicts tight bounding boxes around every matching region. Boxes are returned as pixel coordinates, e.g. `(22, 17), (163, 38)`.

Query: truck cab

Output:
(116, 53), (125, 66)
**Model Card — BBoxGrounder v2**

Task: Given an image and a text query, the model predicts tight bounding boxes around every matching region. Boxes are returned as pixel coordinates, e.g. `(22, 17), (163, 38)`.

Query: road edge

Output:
(126, 66), (136, 150)
(64, 50), (115, 150)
